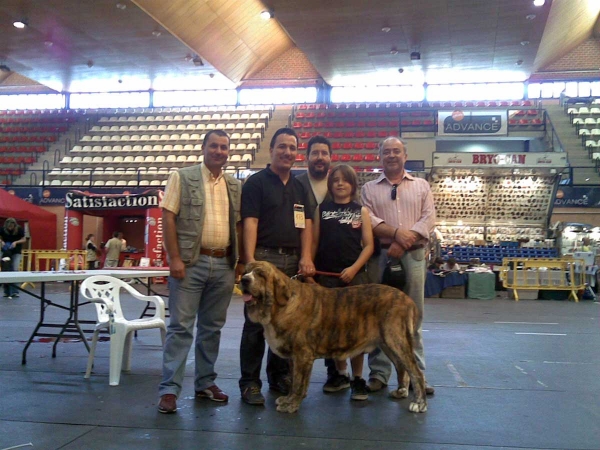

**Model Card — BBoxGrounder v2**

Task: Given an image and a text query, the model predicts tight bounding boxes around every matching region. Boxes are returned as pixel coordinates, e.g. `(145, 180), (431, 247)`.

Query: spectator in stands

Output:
(104, 231), (123, 268)
(239, 127), (315, 405)
(85, 234), (99, 270)
(0, 218), (27, 299)
(158, 129), (243, 414)
(295, 135), (339, 389)
(428, 257), (444, 272)
(361, 136), (436, 396)
(442, 257), (461, 271)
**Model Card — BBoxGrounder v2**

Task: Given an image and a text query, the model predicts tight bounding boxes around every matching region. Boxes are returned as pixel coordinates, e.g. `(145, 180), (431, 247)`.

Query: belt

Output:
(199, 246), (232, 258)
(257, 246), (298, 256)
(381, 243), (425, 251)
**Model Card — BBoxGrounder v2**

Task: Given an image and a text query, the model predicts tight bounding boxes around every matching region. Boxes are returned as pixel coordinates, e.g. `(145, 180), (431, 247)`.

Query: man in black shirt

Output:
(239, 127), (315, 405)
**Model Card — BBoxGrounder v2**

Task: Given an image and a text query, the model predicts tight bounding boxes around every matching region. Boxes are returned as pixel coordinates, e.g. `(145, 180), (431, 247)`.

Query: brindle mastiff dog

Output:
(240, 260), (427, 414)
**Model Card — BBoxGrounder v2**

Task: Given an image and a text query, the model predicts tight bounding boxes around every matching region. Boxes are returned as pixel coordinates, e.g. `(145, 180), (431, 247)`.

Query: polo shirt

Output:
(241, 166), (312, 249)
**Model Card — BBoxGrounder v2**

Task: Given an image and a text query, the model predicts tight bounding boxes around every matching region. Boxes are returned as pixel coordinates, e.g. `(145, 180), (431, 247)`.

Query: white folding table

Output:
(0, 269), (169, 364)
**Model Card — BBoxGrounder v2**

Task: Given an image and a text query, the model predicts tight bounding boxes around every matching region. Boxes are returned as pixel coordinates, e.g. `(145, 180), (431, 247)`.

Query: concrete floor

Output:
(1, 283), (599, 450)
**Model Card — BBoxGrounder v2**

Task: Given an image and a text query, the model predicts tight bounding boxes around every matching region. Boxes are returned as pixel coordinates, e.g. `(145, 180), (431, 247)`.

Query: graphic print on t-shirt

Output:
(321, 207), (362, 228)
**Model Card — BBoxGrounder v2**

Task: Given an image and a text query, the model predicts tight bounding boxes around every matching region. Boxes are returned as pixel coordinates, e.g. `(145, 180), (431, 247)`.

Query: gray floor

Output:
(1, 283), (599, 450)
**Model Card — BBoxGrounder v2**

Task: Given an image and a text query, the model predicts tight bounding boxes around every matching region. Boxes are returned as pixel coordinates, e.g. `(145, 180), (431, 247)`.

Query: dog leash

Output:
(291, 270), (341, 280)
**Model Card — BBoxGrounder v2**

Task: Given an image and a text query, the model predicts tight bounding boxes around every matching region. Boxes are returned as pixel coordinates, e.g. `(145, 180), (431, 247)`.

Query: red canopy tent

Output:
(0, 189), (57, 249)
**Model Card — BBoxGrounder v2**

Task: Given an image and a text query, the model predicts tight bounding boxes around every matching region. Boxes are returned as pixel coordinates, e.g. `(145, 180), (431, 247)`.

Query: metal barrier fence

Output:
(499, 257), (586, 302)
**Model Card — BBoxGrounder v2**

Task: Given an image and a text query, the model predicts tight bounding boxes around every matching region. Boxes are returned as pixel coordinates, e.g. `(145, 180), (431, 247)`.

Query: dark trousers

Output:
(239, 248), (299, 390)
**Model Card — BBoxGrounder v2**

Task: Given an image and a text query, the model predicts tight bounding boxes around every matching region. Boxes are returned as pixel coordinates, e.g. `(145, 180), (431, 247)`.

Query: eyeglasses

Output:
(391, 184), (398, 200)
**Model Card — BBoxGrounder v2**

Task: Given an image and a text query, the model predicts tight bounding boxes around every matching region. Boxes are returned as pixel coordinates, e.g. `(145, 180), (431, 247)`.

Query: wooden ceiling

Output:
(0, 0), (598, 92)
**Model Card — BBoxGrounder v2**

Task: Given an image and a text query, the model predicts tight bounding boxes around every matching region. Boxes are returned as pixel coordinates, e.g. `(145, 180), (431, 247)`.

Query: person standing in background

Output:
(0, 218), (27, 299)
(85, 234), (98, 270)
(104, 231), (123, 268)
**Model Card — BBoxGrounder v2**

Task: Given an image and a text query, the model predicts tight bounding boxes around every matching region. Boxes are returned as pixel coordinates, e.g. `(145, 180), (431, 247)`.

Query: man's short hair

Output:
(378, 136), (406, 153)
(270, 127), (298, 149)
(306, 135), (332, 157)
(202, 129), (230, 148)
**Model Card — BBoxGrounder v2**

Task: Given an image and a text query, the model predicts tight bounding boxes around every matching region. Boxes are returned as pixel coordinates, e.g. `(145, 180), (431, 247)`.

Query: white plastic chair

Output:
(80, 275), (166, 386)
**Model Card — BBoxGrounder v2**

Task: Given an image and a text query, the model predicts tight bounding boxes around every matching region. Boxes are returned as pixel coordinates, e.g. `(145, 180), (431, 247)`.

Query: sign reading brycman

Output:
(438, 110), (507, 136)
(65, 190), (160, 210)
(432, 152), (568, 168)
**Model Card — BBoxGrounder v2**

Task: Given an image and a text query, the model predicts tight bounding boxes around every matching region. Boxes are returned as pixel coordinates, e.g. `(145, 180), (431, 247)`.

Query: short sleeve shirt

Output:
(241, 167), (312, 249)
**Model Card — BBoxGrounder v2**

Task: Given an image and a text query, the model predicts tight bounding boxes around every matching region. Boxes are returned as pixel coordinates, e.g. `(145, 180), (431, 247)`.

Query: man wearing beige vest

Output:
(158, 130), (243, 414)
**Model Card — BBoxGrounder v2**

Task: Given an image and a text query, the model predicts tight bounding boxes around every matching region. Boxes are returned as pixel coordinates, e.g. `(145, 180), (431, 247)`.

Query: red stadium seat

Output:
(342, 142), (353, 150)
(354, 142), (365, 150)
(331, 153), (340, 161)
(352, 154), (363, 162)
(297, 145), (307, 154)
(292, 122), (302, 129)
(343, 131), (354, 139)
(341, 154), (352, 162)
(332, 142), (342, 150)
(365, 142), (377, 150)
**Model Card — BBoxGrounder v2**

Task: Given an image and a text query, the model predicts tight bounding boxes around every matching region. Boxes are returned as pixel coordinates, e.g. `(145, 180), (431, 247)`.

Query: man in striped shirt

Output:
(361, 136), (436, 396)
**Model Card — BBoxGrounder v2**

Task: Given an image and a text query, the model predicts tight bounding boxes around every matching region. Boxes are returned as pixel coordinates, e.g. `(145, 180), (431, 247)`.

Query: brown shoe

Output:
(158, 394), (177, 414)
(366, 378), (387, 392)
(196, 385), (229, 402)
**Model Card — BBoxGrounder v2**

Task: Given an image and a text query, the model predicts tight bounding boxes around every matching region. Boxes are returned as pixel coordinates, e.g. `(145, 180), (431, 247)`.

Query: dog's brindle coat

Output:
(241, 261), (427, 414)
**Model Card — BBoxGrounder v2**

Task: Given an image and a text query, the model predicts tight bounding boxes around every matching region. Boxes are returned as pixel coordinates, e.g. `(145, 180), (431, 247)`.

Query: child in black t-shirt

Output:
(312, 164), (374, 401)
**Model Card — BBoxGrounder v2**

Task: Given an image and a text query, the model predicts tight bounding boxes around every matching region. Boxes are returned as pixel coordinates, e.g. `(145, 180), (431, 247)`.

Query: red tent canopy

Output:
(0, 189), (57, 250)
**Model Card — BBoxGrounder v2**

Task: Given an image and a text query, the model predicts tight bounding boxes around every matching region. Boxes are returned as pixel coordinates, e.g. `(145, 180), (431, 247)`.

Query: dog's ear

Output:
(272, 270), (291, 306)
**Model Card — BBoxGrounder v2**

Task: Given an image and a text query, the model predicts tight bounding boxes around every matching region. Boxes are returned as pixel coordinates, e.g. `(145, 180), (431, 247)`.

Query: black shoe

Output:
(11, 293), (18, 298)
(409, 382), (435, 396)
(269, 376), (291, 395)
(323, 373), (351, 393)
(241, 386), (265, 405)
(350, 377), (369, 401)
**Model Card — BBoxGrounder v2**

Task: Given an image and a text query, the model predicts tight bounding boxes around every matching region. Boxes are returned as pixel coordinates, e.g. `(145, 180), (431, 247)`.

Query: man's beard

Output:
(309, 164), (328, 180)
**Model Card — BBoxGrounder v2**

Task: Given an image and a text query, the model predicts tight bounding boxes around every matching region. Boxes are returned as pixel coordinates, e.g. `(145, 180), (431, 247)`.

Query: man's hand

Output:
(169, 257), (186, 279)
(298, 257), (315, 277)
(394, 229), (419, 250)
(235, 262), (246, 283)
(387, 241), (405, 259)
(339, 266), (358, 284)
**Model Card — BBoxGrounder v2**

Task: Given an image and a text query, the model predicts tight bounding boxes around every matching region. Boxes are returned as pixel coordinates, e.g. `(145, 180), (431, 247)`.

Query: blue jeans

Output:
(239, 247), (298, 390)
(159, 255), (234, 397)
(3, 253), (22, 297)
(368, 247), (427, 383)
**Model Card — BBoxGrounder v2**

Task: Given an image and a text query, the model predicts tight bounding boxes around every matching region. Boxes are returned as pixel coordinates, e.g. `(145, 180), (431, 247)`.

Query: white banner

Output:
(438, 110), (507, 136)
(432, 152), (568, 168)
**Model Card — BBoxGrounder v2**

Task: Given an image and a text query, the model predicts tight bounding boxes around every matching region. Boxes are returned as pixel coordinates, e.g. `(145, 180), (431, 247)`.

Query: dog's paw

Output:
(275, 395), (292, 406)
(409, 401), (427, 413)
(390, 387), (409, 399)
(276, 402), (300, 413)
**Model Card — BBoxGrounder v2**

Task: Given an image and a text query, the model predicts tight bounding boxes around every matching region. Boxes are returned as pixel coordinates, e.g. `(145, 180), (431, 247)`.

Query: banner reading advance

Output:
(65, 190), (160, 210)
(438, 110), (507, 136)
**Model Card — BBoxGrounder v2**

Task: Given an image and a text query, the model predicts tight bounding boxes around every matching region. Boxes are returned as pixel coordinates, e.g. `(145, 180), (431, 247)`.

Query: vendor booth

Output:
(0, 188), (56, 250)
(63, 190), (165, 268)
(430, 152), (569, 266)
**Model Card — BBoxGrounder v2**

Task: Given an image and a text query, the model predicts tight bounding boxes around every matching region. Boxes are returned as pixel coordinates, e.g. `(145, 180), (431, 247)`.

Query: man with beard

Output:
(361, 136), (436, 396)
(296, 135), (333, 217)
(158, 130), (243, 413)
(239, 127), (315, 405)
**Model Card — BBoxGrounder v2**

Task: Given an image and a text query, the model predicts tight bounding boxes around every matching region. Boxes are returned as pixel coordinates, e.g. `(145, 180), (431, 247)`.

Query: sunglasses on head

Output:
(391, 184), (398, 200)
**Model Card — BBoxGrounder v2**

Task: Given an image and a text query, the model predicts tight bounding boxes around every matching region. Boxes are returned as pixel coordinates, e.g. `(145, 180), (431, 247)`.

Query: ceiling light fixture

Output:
(390, 48), (399, 55)
(116, 3), (127, 10)
(381, 26), (391, 33)
(192, 56), (204, 67)
(13, 19), (28, 28)
(520, 40), (530, 46)
(260, 10), (274, 20)
(151, 30), (162, 37)
(44, 40), (53, 47)
(525, 14), (536, 20)
(516, 59), (524, 66)
(533, 0), (545, 6)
